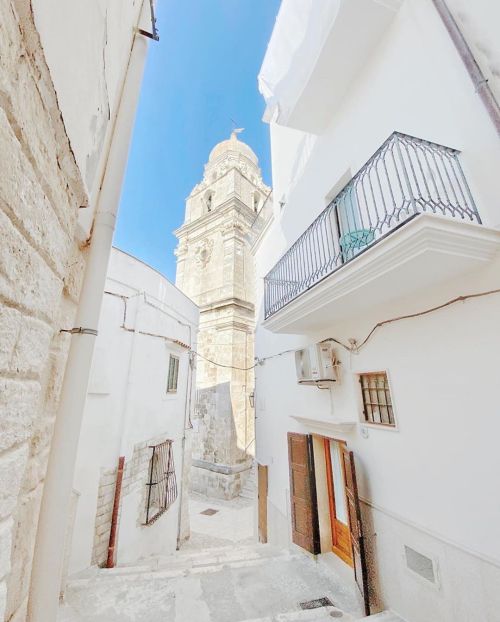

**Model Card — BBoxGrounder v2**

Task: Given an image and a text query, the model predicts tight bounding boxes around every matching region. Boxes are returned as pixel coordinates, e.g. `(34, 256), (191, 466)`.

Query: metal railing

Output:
(264, 132), (480, 319)
(144, 439), (177, 525)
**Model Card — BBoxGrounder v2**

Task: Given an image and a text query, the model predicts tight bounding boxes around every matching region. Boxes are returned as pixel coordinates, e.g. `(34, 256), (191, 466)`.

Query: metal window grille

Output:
(360, 372), (395, 426)
(167, 355), (179, 393)
(144, 440), (177, 525)
(264, 132), (480, 319)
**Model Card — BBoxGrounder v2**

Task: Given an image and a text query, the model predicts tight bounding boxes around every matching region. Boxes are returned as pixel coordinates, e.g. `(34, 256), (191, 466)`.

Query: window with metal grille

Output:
(144, 440), (177, 525)
(167, 355), (179, 393)
(359, 372), (395, 426)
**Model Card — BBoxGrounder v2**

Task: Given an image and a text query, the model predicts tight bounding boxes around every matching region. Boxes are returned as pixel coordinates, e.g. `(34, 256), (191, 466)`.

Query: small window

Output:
(253, 191), (260, 213)
(144, 440), (177, 525)
(359, 372), (395, 426)
(167, 355), (179, 393)
(204, 190), (214, 212)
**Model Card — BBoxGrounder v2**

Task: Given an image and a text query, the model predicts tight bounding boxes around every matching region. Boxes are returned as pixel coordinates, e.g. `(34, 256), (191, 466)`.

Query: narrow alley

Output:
(3, 2), (500, 621)
(58, 479), (375, 622)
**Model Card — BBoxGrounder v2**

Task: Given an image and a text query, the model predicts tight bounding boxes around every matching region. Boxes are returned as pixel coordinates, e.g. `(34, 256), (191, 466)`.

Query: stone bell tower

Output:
(175, 131), (270, 499)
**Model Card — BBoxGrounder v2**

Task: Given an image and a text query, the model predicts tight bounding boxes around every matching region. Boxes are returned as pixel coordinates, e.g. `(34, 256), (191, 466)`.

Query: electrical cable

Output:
(354, 287), (500, 351)
(100, 287), (500, 372)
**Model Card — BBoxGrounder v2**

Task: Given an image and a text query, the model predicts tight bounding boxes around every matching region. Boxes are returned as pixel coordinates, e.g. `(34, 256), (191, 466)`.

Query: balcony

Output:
(264, 132), (500, 333)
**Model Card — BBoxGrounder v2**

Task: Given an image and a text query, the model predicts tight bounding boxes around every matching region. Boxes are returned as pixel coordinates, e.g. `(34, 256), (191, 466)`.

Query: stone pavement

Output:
(182, 489), (255, 551)
(58, 491), (400, 622)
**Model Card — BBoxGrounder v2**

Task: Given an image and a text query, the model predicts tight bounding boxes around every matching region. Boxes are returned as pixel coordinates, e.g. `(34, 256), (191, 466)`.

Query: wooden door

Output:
(341, 445), (370, 616)
(324, 439), (353, 566)
(258, 464), (268, 543)
(287, 433), (320, 554)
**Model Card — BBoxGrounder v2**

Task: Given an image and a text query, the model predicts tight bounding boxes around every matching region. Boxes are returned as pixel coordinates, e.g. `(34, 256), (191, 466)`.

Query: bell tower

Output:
(175, 132), (270, 499)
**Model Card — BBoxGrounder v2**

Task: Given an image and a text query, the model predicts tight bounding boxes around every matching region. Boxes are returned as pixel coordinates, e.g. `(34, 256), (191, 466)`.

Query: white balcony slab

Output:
(263, 214), (500, 334)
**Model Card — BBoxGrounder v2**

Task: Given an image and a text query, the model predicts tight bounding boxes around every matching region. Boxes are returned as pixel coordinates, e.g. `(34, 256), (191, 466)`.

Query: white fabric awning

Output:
(258, 0), (342, 124)
(258, 0), (402, 132)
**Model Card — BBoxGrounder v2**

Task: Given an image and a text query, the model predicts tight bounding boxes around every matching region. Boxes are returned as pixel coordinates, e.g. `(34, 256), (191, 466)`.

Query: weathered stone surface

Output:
(0, 444), (29, 521)
(0, 207), (63, 320)
(0, 582), (6, 622)
(5, 484), (43, 621)
(0, 109), (72, 275)
(0, 1), (88, 618)
(0, 305), (21, 370)
(0, 379), (41, 453)
(0, 518), (13, 581)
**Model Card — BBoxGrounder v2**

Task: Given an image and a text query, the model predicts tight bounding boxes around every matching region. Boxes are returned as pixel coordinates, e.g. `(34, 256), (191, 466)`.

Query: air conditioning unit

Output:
(295, 343), (339, 385)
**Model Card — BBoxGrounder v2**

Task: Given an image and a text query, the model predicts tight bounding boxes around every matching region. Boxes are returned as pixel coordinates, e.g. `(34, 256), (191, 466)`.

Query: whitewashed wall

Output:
(32, 0), (151, 238)
(255, 1), (500, 621)
(68, 248), (199, 575)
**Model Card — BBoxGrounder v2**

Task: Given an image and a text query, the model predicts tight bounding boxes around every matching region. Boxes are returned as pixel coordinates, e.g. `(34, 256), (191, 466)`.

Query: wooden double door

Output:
(287, 432), (370, 616)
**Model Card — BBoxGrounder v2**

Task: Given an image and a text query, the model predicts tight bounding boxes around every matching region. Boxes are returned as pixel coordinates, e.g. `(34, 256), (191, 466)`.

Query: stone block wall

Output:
(91, 434), (186, 567)
(92, 440), (152, 567)
(0, 2), (87, 619)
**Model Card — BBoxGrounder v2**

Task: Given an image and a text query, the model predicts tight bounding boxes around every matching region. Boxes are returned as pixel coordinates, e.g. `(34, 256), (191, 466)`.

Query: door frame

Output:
(258, 464), (268, 543)
(324, 437), (353, 567)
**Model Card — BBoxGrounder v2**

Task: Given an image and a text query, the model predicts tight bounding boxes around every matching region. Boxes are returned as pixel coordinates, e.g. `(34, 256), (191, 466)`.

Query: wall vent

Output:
(404, 545), (436, 584)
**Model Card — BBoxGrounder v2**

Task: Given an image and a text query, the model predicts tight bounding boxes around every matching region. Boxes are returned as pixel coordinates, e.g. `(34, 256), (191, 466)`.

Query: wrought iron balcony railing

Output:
(264, 132), (480, 319)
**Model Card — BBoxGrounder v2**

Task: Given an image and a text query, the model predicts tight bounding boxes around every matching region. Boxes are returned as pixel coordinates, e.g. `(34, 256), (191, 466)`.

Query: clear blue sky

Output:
(114, 0), (281, 282)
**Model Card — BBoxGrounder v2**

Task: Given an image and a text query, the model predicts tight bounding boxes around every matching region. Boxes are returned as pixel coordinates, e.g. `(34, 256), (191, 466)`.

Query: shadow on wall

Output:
(192, 382), (251, 466)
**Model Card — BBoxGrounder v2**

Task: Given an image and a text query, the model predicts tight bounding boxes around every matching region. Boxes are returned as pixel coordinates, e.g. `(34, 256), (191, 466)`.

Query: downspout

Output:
(431, 0), (500, 137)
(176, 326), (193, 549)
(106, 456), (125, 568)
(28, 19), (149, 622)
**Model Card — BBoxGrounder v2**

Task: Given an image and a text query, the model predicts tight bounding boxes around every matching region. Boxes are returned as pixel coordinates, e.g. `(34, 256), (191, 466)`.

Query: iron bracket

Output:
(60, 327), (98, 336)
(138, 0), (159, 41)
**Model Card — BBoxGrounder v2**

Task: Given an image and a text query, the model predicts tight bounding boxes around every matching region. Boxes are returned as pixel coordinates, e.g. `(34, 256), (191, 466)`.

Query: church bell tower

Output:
(175, 131), (270, 499)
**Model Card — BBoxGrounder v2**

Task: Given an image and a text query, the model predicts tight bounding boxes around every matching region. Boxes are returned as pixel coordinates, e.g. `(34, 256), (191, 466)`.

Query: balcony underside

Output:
(263, 214), (500, 335)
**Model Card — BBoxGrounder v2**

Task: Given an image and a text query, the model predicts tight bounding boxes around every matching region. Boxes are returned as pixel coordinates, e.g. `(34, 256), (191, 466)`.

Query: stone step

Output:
(236, 608), (404, 622)
(67, 544), (299, 586)
(360, 613), (405, 622)
(237, 605), (357, 622)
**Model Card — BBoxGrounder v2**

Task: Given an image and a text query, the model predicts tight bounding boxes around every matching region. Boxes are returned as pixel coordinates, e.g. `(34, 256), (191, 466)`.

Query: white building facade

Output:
(254, 1), (500, 621)
(66, 248), (198, 578)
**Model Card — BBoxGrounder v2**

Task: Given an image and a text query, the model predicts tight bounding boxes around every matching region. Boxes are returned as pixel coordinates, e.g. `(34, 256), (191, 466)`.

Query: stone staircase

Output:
(60, 542), (404, 622)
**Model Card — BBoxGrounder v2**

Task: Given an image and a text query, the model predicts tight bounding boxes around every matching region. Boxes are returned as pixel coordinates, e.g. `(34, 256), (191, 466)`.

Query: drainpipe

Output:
(176, 328), (194, 549)
(431, 0), (500, 137)
(28, 23), (149, 622)
(106, 456), (125, 568)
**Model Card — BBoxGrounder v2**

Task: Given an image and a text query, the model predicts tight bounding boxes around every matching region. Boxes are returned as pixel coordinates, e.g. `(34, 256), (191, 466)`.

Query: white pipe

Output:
(176, 328), (194, 548)
(431, 0), (500, 136)
(28, 26), (149, 622)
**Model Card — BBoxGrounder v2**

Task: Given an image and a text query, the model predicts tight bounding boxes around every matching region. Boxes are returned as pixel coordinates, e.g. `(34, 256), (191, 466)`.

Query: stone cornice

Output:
(174, 197), (258, 240)
(189, 162), (269, 201)
(199, 296), (255, 314)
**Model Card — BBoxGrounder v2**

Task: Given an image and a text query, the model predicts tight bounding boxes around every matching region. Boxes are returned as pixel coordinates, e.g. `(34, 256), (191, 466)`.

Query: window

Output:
(253, 191), (260, 213)
(167, 355), (179, 393)
(359, 372), (395, 426)
(204, 190), (214, 212)
(144, 440), (177, 525)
